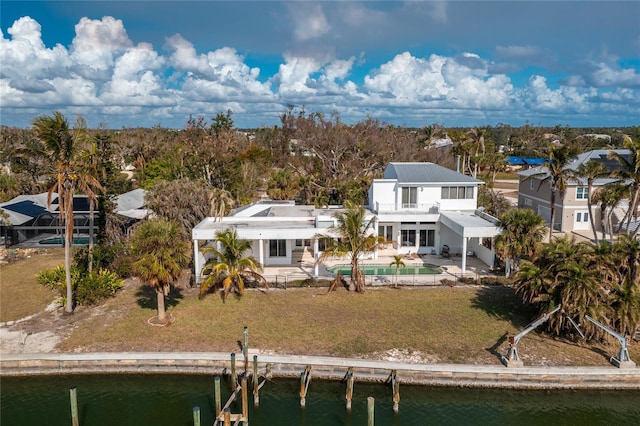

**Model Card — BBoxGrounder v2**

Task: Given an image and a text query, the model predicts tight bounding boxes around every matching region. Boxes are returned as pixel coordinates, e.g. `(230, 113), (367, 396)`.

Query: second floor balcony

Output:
(374, 202), (440, 214)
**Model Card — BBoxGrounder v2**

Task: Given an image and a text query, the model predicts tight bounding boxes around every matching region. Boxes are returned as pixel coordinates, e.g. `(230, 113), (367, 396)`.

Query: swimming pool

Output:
(328, 263), (442, 275)
(39, 236), (92, 245)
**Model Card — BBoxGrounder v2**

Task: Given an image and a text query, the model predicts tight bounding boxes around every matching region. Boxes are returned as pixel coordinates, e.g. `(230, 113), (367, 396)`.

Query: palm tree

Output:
(199, 229), (266, 299)
(130, 219), (189, 324)
(32, 112), (102, 314)
(389, 255), (405, 288)
(527, 145), (577, 242)
(208, 187), (235, 222)
(592, 182), (628, 244)
(609, 139), (640, 237)
(575, 160), (609, 244)
(317, 200), (381, 293)
(495, 208), (546, 277)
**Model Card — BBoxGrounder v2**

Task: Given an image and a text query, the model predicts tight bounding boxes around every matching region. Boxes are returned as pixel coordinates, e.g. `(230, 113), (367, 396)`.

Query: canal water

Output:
(1, 374), (639, 425)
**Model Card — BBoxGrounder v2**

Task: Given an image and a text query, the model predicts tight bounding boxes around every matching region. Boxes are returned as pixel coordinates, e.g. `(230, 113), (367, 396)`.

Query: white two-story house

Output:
(192, 162), (500, 283)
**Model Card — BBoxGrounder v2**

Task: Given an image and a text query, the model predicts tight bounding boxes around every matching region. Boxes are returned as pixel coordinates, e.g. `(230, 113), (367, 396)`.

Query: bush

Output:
(36, 266), (123, 306)
(76, 269), (124, 305)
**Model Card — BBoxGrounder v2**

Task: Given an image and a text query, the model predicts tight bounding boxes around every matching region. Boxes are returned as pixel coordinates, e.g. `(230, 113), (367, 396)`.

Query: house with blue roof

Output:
(192, 162), (501, 283)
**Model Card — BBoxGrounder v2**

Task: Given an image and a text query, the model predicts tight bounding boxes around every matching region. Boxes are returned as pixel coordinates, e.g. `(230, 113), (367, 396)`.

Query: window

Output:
(402, 187), (417, 208)
(378, 225), (393, 242)
(524, 197), (532, 206)
(401, 230), (416, 246)
(269, 240), (286, 257)
(420, 229), (435, 247)
(576, 187), (588, 200)
(530, 179), (534, 191)
(576, 212), (589, 223)
(441, 186), (474, 199)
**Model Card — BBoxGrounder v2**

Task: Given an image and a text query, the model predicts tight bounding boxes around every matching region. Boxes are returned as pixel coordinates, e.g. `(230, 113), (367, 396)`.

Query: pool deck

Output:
(1, 351), (639, 389)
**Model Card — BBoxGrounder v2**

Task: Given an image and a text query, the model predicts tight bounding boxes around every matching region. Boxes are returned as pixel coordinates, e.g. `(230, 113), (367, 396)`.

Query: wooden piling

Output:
(391, 369), (400, 414)
(223, 408), (231, 426)
(230, 352), (237, 391)
(367, 396), (375, 426)
(299, 365), (311, 408)
(241, 375), (249, 423)
(243, 326), (249, 373)
(69, 386), (79, 426)
(214, 376), (222, 417)
(253, 355), (259, 406)
(192, 406), (200, 426)
(345, 367), (354, 411)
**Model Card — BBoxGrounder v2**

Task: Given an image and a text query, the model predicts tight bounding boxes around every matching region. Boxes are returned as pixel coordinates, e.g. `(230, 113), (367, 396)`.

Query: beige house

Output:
(517, 149), (630, 236)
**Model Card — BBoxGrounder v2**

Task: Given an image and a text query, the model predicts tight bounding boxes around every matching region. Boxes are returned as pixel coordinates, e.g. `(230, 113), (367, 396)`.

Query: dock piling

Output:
(345, 367), (354, 411)
(214, 376), (222, 417)
(367, 396), (375, 426)
(391, 369), (400, 414)
(223, 408), (231, 426)
(241, 375), (249, 424)
(253, 355), (259, 406)
(299, 365), (311, 408)
(69, 386), (79, 426)
(243, 326), (249, 373)
(192, 406), (200, 426)
(230, 352), (237, 391)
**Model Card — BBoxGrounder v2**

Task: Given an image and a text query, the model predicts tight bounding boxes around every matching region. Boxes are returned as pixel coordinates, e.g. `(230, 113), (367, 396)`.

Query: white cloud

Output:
(589, 63), (640, 88)
(288, 3), (330, 42)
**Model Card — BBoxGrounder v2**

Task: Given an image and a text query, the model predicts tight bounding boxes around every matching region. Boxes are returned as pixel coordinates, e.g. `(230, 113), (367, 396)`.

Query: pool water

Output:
(39, 236), (92, 245)
(328, 264), (443, 275)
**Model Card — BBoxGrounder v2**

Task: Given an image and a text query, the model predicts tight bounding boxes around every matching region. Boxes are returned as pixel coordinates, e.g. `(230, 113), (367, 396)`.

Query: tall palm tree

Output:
(317, 200), (381, 293)
(575, 160), (609, 244)
(130, 219), (189, 324)
(609, 139), (640, 237)
(592, 182), (629, 244)
(495, 208), (547, 277)
(389, 255), (405, 288)
(527, 145), (577, 242)
(32, 112), (102, 314)
(199, 229), (266, 299)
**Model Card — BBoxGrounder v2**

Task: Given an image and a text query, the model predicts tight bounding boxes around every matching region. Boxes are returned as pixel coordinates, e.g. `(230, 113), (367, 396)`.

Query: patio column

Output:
(461, 237), (468, 274)
(258, 238), (264, 266)
(314, 238), (319, 279)
(193, 239), (201, 284)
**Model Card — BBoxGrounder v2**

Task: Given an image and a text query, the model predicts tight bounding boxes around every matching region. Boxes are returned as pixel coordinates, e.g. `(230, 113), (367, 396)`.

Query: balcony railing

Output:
(375, 202), (440, 214)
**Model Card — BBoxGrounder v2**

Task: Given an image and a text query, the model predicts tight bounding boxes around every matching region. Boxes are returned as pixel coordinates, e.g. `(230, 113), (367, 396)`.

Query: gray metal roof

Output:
(384, 162), (481, 184)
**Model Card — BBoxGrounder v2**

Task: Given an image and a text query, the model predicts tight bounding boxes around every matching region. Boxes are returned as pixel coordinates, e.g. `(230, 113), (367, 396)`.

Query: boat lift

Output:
(585, 315), (636, 368)
(502, 306), (561, 368)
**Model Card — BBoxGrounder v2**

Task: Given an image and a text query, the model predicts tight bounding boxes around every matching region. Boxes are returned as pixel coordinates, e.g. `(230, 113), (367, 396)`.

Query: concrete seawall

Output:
(2, 352), (639, 390)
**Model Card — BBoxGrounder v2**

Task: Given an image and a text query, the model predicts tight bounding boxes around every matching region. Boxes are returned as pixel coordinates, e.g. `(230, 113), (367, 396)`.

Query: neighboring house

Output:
(0, 189), (149, 247)
(517, 149), (630, 236)
(192, 162), (500, 283)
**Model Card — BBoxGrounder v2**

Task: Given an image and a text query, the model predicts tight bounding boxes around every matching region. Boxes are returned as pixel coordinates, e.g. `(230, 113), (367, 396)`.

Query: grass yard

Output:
(0, 249), (65, 322)
(3, 250), (638, 366)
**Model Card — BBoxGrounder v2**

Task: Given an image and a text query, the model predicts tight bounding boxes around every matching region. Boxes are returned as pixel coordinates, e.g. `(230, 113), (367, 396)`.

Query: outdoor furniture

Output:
(442, 245), (450, 258)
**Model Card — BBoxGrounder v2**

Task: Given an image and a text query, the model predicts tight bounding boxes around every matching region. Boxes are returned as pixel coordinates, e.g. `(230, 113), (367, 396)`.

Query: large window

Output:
(419, 229), (435, 247)
(378, 225), (394, 242)
(441, 186), (474, 199)
(269, 240), (286, 257)
(401, 230), (416, 247)
(402, 187), (417, 208)
(576, 187), (588, 200)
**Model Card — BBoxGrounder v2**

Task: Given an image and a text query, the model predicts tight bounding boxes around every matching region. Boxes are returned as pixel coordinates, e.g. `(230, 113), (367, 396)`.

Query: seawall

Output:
(2, 352), (639, 390)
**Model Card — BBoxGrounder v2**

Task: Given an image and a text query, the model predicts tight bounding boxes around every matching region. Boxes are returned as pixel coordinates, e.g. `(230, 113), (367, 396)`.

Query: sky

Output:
(1, 1), (639, 130)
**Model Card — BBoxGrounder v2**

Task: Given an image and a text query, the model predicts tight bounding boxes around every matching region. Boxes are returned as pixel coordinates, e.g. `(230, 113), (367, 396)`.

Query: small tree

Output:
(495, 208), (547, 277)
(199, 229), (266, 299)
(317, 200), (382, 293)
(389, 255), (406, 288)
(130, 219), (189, 324)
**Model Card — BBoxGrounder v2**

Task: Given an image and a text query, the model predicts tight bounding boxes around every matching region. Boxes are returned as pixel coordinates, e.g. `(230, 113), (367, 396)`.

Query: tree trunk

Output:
(586, 182), (599, 244)
(64, 188), (74, 314)
(88, 200), (95, 273)
(548, 190), (556, 243)
(156, 287), (166, 322)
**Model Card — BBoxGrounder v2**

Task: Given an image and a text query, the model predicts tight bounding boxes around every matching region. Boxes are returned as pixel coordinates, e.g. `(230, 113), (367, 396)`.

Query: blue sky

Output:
(1, 1), (639, 129)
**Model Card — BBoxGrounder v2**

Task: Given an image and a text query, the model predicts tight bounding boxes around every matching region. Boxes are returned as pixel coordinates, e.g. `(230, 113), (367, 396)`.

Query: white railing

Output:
(375, 202), (440, 214)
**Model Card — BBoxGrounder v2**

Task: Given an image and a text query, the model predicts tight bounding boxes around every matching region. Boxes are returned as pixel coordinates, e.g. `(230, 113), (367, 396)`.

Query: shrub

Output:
(76, 269), (124, 305)
(36, 266), (123, 306)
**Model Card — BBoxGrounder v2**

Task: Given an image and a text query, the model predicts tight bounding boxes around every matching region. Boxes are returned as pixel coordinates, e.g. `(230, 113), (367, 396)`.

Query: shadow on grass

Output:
(135, 285), (184, 311)
(471, 286), (539, 362)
